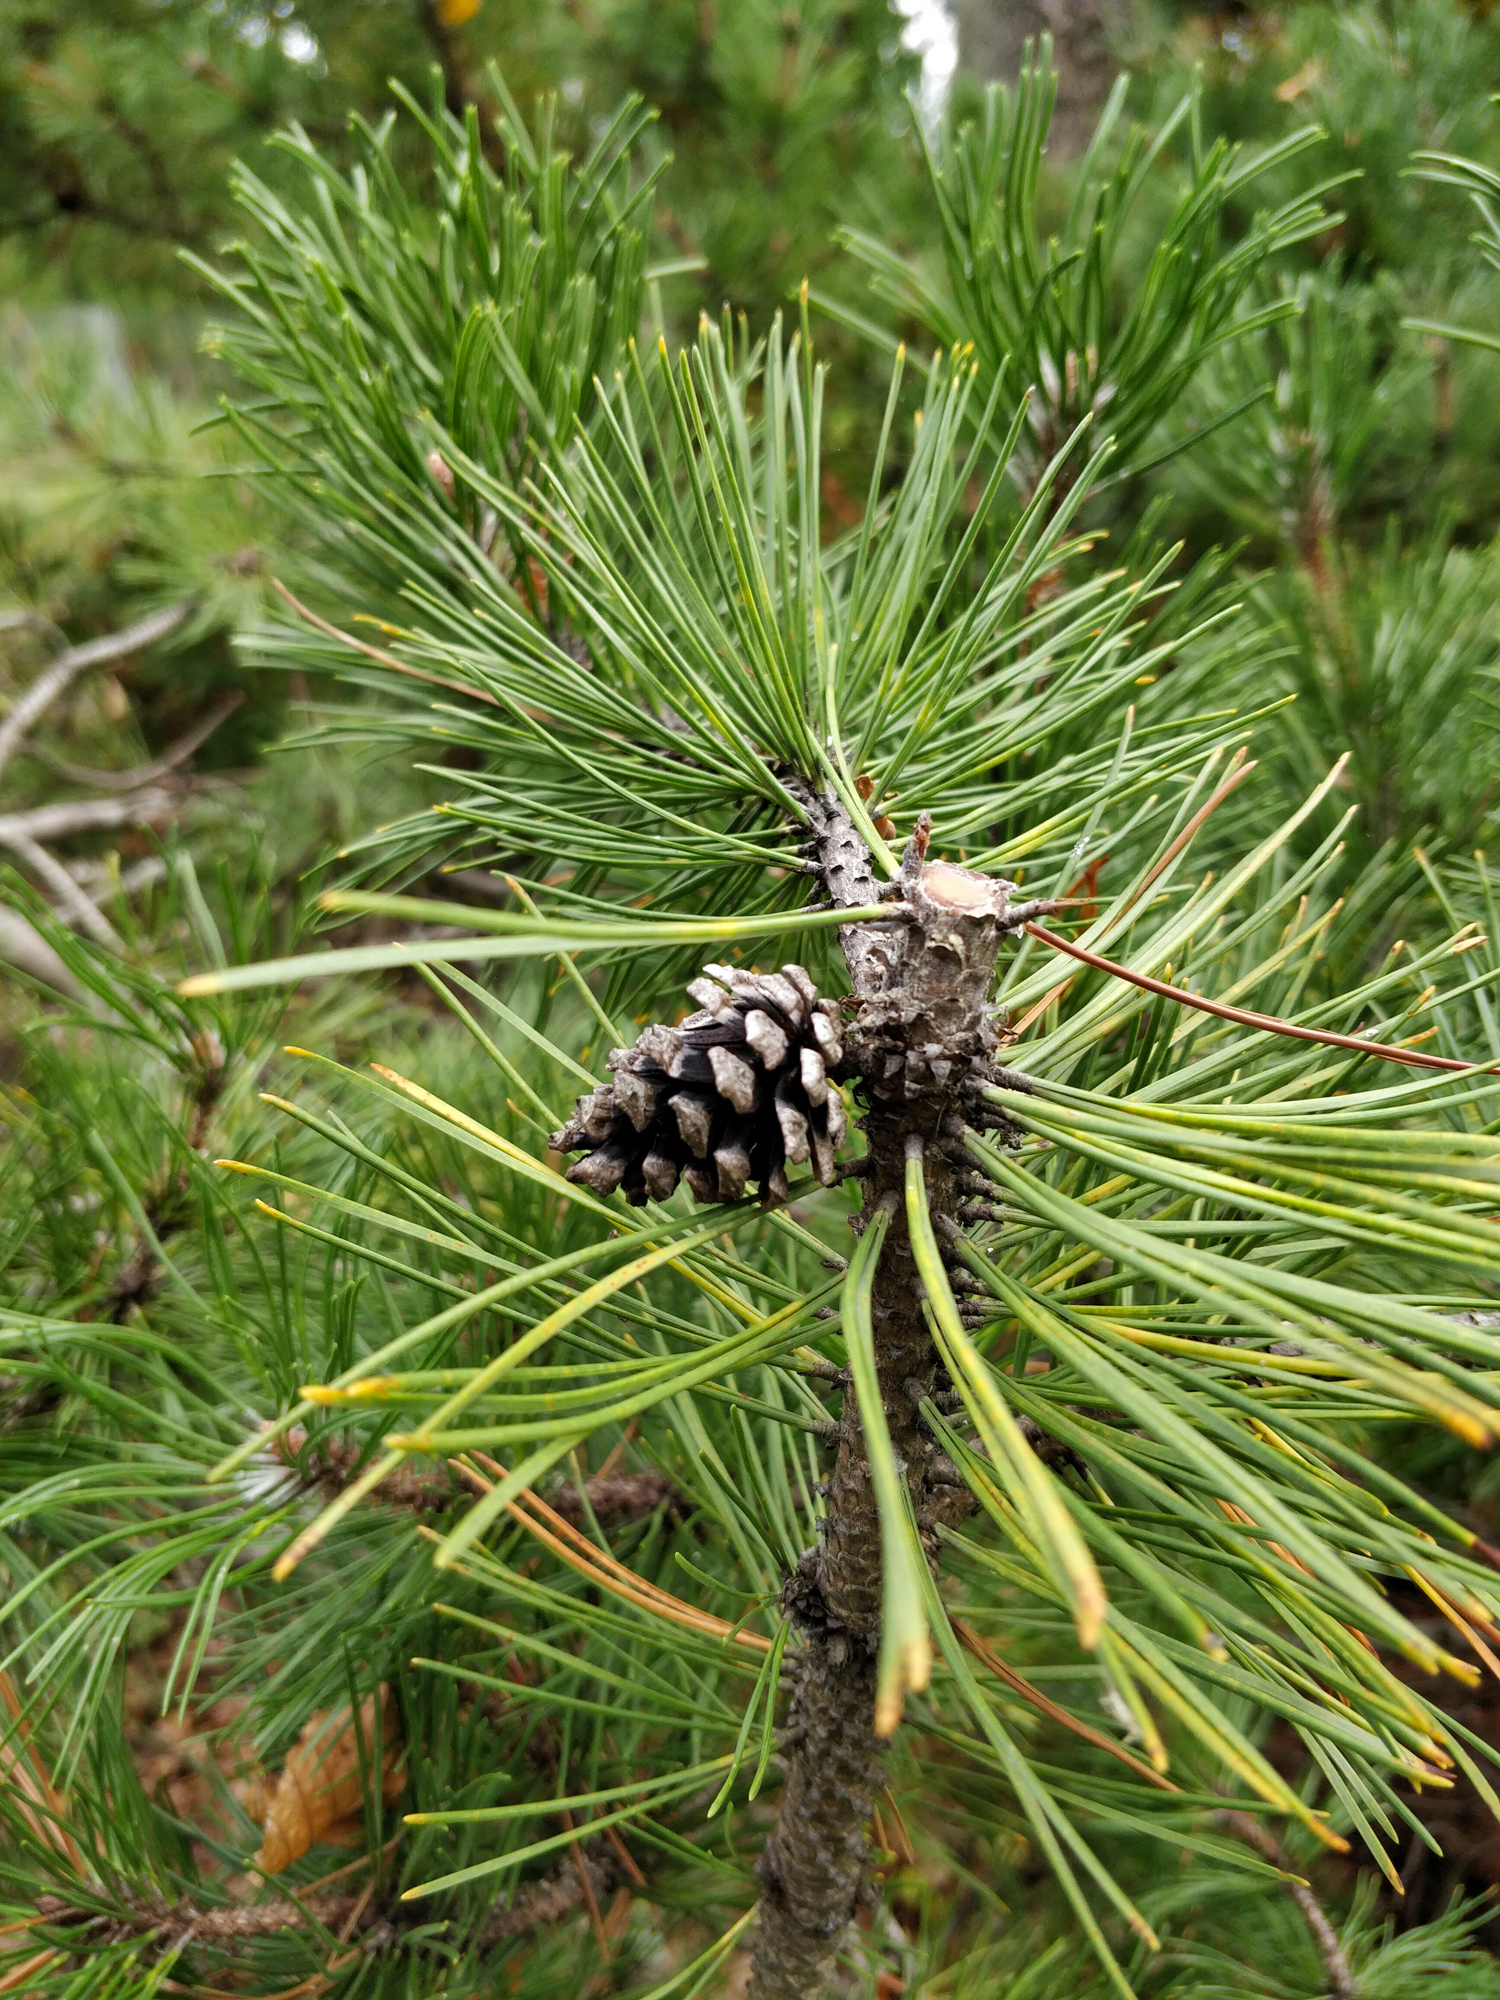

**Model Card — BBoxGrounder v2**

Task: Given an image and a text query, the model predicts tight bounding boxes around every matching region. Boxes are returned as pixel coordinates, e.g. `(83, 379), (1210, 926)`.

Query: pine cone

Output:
(551, 963), (848, 1206)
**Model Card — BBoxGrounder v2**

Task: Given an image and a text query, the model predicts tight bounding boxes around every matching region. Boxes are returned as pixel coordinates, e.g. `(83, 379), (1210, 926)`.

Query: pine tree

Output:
(10, 28), (1500, 2000)
(0, 2), (922, 343)
(0, 2), (924, 969)
(1071, 0), (1500, 942)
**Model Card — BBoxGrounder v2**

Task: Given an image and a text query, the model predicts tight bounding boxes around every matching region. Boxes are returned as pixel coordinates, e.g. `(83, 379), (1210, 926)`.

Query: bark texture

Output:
(954, 1), (1129, 155)
(748, 796), (1049, 2000)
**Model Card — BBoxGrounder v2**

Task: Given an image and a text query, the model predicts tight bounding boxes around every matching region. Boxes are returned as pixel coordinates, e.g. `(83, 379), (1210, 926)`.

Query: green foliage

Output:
(196, 77), (658, 615)
(1137, 0), (1500, 284)
(0, 0), (568, 299)
(1107, 6), (1500, 922)
(0, 0), (925, 770)
(561, 0), (924, 318)
(0, 0), (921, 329)
(833, 50), (1333, 493)
(1168, 267), (1430, 555)
(1250, 528), (1500, 872)
(0, 314), (284, 767)
(10, 8), (1500, 1999)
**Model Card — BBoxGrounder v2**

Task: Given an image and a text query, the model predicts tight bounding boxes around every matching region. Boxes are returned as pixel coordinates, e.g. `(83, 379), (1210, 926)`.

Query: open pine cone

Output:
(551, 962), (848, 1206)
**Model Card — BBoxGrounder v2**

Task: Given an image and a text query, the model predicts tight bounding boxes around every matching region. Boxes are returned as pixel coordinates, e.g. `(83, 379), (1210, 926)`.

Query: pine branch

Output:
(33, 693), (243, 792)
(0, 826), (122, 945)
(471, 1851), (622, 1948)
(0, 603), (220, 964)
(547, 1467), (684, 1531)
(0, 905), (78, 995)
(19, 43), (1500, 2000)
(30, 1891), (379, 1948)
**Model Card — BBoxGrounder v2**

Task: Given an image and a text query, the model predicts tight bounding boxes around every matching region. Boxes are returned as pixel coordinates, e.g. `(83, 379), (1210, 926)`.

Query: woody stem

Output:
(748, 796), (1015, 2000)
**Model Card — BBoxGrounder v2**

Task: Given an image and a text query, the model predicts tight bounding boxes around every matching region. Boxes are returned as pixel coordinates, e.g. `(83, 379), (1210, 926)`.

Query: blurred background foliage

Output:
(9, 0), (1500, 921)
(10, 0), (1500, 1992)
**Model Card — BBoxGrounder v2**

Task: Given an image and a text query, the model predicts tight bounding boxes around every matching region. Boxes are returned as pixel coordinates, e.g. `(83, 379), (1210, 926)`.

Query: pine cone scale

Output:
(611, 1069), (657, 1131)
(745, 1008), (790, 1068)
(670, 1090), (716, 1157)
(713, 1132), (752, 1200)
(800, 1046), (827, 1104)
(709, 1044), (759, 1113)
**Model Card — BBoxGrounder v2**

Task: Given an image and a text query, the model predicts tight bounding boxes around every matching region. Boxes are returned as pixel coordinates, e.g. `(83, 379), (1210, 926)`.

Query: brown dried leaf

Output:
(252, 1686), (404, 1873)
(1274, 56), (1325, 103)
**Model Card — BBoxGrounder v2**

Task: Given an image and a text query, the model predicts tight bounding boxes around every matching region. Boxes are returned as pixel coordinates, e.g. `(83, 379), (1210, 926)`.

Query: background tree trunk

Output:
(953, 0), (1129, 153)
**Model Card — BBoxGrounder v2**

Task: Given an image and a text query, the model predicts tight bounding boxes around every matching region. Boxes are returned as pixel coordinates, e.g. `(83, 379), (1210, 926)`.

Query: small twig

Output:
(546, 1466), (683, 1530)
(0, 602), (192, 783)
(275, 1431), (465, 1513)
(280, 1430), (682, 1532)
(471, 1855), (620, 1948)
(0, 906), (79, 994)
(22, 1857), (626, 1969)
(1210, 1809), (1357, 1999)
(0, 788), (180, 845)
(0, 608), (231, 955)
(0, 791), (190, 945)
(37, 693), (244, 791)
(32, 1893), (372, 1946)
(1022, 922), (1495, 1077)
(76, 856), (170, 906)
(1, 829), (120, 946)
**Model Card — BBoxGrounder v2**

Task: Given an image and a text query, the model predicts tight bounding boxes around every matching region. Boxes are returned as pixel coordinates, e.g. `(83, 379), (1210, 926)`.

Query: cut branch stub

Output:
(551, 963), (848, 1206)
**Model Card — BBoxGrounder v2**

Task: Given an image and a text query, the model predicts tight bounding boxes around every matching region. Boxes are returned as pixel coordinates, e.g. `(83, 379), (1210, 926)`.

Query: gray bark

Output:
(954, 0), (1129, 154)
(747, 800), (1049, 1999)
